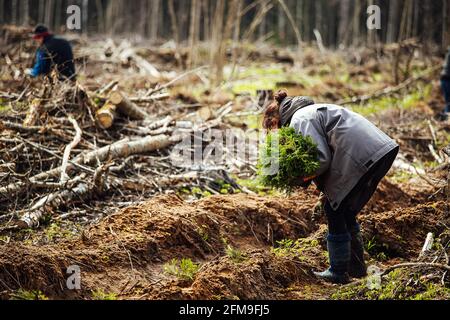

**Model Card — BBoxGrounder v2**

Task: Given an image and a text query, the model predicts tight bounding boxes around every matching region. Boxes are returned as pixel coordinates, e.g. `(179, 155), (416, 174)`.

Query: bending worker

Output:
(26, 25), (76, 81)
(263, 90), (399, 284)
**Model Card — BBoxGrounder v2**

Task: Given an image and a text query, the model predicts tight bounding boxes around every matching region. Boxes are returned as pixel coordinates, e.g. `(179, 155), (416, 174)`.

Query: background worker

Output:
(26, 25), (76, 81)
(440, 46), (450, 121)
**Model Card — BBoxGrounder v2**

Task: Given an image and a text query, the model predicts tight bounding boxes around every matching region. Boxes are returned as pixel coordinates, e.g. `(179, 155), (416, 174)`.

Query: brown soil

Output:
(0, 179), (447, 300)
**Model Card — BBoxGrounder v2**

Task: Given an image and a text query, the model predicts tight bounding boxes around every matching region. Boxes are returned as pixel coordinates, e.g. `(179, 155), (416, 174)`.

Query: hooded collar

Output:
(280, 96), (315, 127)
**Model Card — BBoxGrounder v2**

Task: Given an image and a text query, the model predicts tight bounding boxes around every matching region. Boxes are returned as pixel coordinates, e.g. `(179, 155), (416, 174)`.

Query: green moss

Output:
(410, 283), (450, 300)
(333, 267), (450, 300)
(44, 223), (74, 242)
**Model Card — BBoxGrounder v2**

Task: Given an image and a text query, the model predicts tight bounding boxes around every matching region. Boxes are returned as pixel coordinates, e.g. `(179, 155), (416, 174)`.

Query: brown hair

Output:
(262, 89), (288, 131)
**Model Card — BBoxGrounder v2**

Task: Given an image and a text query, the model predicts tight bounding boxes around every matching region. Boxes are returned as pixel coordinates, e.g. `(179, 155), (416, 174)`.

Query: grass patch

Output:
(230, 64), (320, 96)
(10, 289), (49, 300)
(163, 258), (200, 282)
(272, 238), (323, 262)
(225, 245), (247, 263)
(351, 84), (432, 117)
(365, 237), (390, 261)
(332, 268), (450, 300)
(91, 289), (118, 300)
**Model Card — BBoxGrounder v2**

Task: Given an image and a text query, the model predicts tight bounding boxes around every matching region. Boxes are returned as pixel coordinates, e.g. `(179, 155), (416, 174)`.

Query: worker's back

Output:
(42, 35), (76, 80)
(290, 104), (398, 210)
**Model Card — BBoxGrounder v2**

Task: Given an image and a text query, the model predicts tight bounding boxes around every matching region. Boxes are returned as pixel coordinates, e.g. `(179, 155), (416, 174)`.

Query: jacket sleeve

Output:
(30, 49), (50, 77)
(290, 116), (331, 178)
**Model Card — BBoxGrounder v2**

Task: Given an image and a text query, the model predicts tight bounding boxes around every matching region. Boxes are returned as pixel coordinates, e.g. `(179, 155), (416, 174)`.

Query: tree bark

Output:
(149, 0), (160, 41)
(443, 0), (450, 48)
(109, 91), (150, 120)
(387, 0), (402, 43)
(96, 102), (118, 129)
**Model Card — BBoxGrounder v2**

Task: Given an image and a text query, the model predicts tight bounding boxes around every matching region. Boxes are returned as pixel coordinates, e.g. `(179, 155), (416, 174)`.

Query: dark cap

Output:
(32, 25), (50, 39)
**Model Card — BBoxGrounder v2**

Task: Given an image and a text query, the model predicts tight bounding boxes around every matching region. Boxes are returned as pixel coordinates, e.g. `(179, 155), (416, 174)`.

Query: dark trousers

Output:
(325, 146), (399, 235)
(442, 79), (450, 113)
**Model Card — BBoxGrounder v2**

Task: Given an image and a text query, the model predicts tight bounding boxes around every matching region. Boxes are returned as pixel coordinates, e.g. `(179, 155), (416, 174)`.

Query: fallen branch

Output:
(19, 180), (89, 228)
(382, 262), (450, 276)
(60, 117), (83, 183)
(145, 65), (208, 97)
(0, 134), (181, 197)
(23, 99), (43, 127)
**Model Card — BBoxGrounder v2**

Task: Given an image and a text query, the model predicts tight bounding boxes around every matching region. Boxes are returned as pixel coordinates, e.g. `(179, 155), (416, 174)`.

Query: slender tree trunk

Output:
(352, 0), (362, 46)
(202, 0), (210, 41)
(150, 0), (160, 41)
(45, 0), (55, 30)
(21, 0), (30, 25)
(443, 0), (450, 48)
(188, 0), (200, 67)
(277, 1), (286, 43)
(139, 0), (147, 37)
(387, 0), (402, 43)
(95, 0), (105, 33)
(338, 0), (351, 46)
(11, 0), (18, 24)
(168, 0), (179, 43)
(423, 1), (434, 46)
(54, 0), (62, 31)
(82, 0), (89, 34)
(367, 0), (380, 46)
(0, 0), (4, 23)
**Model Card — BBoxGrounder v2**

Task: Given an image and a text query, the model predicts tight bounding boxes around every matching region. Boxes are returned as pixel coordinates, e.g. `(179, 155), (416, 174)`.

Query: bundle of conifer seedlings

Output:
(258, 127), (320, 192)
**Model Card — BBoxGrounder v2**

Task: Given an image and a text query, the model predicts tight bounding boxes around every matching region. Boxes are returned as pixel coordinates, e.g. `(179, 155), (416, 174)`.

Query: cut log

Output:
(96, 102), (118, 129)
(110, 90), (150, 120)
(198, 106), (213, 121)
(23, 99), (43, 127)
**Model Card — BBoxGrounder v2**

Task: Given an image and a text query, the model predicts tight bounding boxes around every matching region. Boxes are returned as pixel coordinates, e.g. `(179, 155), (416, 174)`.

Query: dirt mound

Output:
(362, 179), (416, 214)
(0, 193), (317, 299)
(0, 185), (446, 300)
(360, 201), (449, 258)
(186, 251), (315, 300)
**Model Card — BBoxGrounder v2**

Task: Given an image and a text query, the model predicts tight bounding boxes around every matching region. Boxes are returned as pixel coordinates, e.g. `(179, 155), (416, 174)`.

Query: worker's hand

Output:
(311, 193), (326, 223)
(302, 175), (316, 183)
(298, 175), (316, 189)
(24, 68), (33, 76)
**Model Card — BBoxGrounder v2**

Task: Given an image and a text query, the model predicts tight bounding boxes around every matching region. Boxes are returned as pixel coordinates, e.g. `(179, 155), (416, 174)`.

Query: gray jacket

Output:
(443, 47), (450, 78)
(290, 104), (398, 210)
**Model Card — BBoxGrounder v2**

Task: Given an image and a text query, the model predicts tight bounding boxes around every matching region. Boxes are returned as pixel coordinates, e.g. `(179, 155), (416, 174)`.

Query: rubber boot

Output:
(314, 233), (351, 284)
(348, 224), (368, 279)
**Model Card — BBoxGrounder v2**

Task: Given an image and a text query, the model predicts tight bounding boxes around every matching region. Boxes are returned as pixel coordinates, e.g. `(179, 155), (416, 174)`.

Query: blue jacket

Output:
(30, 35), (76, 80)
(30, 48), (51, 77)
